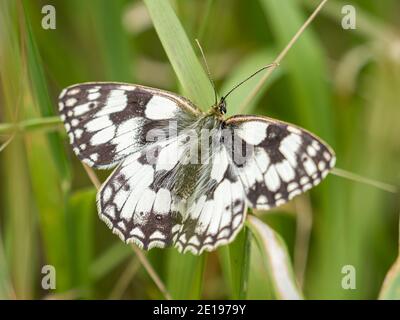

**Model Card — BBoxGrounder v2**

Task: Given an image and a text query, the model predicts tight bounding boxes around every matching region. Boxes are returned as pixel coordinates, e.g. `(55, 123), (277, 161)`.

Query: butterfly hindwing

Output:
(224, 115), (336, 210)
(97, 140), (187, 250)
(58, 82), (200, 169)
(174, 146), (247, 254)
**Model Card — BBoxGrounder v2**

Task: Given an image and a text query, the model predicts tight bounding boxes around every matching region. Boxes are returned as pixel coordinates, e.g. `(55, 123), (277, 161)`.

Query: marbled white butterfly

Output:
(59, 78), (335, 255)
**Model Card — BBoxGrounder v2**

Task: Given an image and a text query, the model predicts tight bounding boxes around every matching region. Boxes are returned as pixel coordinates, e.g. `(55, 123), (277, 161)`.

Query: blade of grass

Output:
(24, 127), (72, 293)
(293, 195), (313, 288)
(247, 216), (303, 299)
(90, 242), (132, 282)
(131, 244), (172, 300)
(331, 168), (397, 194)
(144, 0), (214, 109)
(379, 217), (400, 300)
(19, 1), (75, 294)
(345, 56), (400, 298)
(166, 250), (206, 299)
(90, 0), (134, 82)
(109, 258), (141, 299)
(219, 227), (251, 299)
(0, 234), (15, 299)
(196, 0), (214, 43)
(22, 0), (71, 192)
(0, 0), (36, 299)
(65, 188), (96, 299)
(247, 237), (275, 299)
(0, 117), (62, 134)
(240, 0), (328, 115)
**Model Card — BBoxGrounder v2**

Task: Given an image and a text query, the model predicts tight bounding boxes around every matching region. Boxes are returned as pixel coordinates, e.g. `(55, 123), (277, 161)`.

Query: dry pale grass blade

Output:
(238, 0), (328, 113)
(81, 163), (172, 300)
(109, 258), (141, 299)
(43, 289), (82, 300)
(0, 134), (15, 153)
(247, 215), (303, 300)
(131, 244), (172, 300)
(331, 168), (397, 194)
(379, 214), (400, 299)
(82, 164), (101, 190)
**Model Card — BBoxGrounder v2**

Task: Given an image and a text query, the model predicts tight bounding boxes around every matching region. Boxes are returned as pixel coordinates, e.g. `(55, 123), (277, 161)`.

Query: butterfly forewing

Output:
(224, 115), (336, 210)
(58, 82), (200, 169)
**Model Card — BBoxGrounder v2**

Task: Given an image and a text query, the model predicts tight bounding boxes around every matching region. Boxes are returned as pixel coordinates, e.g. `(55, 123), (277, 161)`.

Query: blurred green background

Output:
(0, 0), (399, 300)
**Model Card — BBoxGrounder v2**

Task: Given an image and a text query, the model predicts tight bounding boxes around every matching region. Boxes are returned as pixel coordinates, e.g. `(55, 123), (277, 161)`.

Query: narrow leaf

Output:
(144, 0), (214, 109)
(379, 257), (400, 299)
(247, 216), (303, 300)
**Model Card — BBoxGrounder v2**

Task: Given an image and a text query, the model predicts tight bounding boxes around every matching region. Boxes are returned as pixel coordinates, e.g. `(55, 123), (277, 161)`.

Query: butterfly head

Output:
(217, 97), (227, 115)
(211, 97), (227, 118)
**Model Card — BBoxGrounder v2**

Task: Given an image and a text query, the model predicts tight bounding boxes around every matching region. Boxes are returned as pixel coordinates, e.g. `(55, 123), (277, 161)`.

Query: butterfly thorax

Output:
(172, 113), (223, 200)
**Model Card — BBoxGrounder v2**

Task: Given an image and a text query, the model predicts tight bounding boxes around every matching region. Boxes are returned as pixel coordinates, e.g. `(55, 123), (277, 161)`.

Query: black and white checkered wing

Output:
(97, 141), (186, 250)
(58, 82), (200, 169)
(224, 115), (336, 210)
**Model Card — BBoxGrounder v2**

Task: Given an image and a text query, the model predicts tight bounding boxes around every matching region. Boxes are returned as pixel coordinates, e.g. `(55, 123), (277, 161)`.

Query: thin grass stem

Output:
(331, 168), (397, 194)
(238, 0), (328, 113)
(109, 258), (141, 299)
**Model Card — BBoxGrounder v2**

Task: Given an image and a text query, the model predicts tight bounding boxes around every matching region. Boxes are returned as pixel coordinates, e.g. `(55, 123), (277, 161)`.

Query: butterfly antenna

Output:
(195, 39), (218, 105)
(222, 62), (279, 100)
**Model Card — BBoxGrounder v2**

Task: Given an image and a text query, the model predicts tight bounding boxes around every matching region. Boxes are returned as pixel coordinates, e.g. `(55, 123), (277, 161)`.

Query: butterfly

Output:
(58, 79), (335, 255)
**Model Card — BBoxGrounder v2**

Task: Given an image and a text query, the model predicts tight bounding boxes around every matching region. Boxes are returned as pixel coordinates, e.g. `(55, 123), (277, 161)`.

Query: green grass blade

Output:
(247, 240), (275, 299)
(379, 256), (400, 299)
(0, 235), (14, 299)
(0, 1), (36, 299)
(65, 188), (96, 298)
(90, 0), (134, 81)
(90, 243), (132, 282)
(219, 227), (251, 299)
(247, 216), (303, 299)
(2, 139), (35, 299)
(258, 0), (333, 136)
(24, 130), (72, 292)
(17, 2), (76, 294)
(346, 54), (400, 298)
(22, 0), (71, 191)
(166, 251), (206, 299)
(144, 0), (214, 109)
